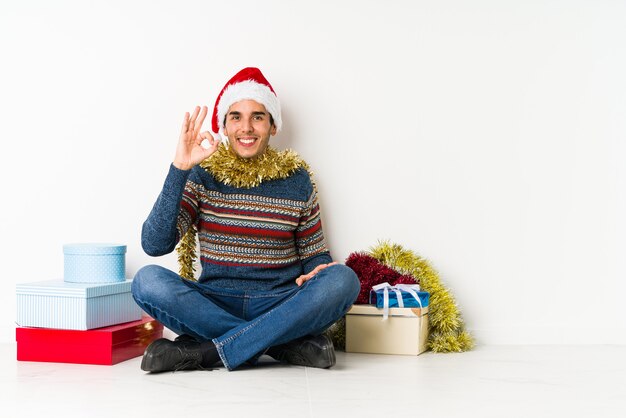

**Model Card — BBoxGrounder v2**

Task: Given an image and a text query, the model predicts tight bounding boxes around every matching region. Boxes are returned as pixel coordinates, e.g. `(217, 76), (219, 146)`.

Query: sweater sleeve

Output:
(141, 164), (198, 257)
(296, 187), (333, 274)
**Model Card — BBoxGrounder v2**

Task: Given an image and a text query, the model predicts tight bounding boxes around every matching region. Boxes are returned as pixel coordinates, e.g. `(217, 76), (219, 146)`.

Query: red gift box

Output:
(16, 316), (163, 365)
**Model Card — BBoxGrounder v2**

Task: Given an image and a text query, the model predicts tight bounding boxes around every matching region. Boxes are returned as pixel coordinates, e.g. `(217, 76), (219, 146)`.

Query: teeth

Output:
(239, 139), (255, 144)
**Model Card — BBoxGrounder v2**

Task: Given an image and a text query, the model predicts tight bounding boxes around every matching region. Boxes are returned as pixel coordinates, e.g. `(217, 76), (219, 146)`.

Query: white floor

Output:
(1, 343), (625, 418)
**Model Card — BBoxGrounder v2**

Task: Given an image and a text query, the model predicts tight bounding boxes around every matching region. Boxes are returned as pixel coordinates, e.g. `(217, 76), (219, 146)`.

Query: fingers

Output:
(194, 106), (208, 133)
(310, 266), (323, 276)
(296, 271), (315, 286)
(189, 106), (200, 124)
(181, 107), (199, 134)
(311, 262), (337, 275)
(198, 131), (220, 152)
(181, 106), (208, 141)
(197, 131), (215, 144)
(295, 262), (339, 286)
(180, 112), (190, 135)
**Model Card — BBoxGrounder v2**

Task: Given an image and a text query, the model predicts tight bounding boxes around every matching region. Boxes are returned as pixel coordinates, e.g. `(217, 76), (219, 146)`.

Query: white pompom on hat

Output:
(211, 67), (282, 142)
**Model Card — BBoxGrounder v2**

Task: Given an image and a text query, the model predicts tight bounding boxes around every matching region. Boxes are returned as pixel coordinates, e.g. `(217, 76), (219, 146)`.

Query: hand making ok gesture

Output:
(173, 106), (220, 171)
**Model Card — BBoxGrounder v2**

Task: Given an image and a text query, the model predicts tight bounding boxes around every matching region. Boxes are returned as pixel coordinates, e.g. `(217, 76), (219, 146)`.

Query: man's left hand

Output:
(295, 262), (338, 286)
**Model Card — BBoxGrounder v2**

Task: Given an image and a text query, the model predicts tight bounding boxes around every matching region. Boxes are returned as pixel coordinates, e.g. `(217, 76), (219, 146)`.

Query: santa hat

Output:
(211, 67), (282, 141)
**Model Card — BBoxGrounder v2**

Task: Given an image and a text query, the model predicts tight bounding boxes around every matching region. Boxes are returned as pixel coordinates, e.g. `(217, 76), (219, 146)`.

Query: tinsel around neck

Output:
(199, 144), (309, 188)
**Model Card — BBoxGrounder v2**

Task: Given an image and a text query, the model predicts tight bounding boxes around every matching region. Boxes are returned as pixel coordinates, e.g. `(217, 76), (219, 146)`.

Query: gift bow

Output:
(372, 282), (423, 320)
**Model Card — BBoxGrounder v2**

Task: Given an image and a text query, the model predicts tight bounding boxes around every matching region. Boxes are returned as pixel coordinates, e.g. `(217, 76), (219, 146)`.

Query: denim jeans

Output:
(131, 264), (360, 370)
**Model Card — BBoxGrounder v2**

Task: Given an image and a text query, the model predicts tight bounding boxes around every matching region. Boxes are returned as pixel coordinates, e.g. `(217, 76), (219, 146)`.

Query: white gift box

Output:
(345, 304), (429, 356)
(16, 279), (141, 330)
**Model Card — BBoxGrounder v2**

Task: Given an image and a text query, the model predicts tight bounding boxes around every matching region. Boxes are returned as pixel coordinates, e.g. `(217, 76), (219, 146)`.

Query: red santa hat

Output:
(211, 67), (282, 141)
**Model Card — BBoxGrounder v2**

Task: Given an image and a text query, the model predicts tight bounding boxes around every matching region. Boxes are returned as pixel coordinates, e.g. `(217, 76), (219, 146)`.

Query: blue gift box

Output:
(63, 243), (126, 283)
(369, 286), (430, 309)
(16, 279), (142, 330)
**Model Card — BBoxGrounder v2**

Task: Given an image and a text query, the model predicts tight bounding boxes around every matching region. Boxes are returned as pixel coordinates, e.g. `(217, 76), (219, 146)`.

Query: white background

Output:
(1, 0), (624, 344)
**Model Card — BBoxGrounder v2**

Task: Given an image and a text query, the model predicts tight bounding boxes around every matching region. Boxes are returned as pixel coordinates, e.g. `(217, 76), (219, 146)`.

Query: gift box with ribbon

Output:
(345, 282), (430, 355)
(369, 282), (430, 320)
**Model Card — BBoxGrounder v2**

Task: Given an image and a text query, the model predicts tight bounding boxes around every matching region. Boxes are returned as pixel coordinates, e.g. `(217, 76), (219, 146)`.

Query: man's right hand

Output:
(173, 106), (220, 171)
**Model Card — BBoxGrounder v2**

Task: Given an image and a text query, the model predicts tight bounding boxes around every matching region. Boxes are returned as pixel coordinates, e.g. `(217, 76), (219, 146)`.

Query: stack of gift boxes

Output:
(345, 283), (431, 356)
(15, 243), (163, 365)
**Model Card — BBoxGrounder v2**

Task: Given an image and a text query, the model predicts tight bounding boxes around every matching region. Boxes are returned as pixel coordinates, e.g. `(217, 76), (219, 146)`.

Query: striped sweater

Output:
(141, 163), (332, 290)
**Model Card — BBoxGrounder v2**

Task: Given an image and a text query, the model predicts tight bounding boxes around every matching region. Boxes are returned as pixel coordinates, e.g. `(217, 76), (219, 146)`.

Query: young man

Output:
(132, 67), (360, 372)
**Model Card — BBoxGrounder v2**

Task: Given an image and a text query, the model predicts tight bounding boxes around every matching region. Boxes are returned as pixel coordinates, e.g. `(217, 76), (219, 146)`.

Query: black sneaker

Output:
(140, 338), (205, 373)
(268, 335), (336, 369)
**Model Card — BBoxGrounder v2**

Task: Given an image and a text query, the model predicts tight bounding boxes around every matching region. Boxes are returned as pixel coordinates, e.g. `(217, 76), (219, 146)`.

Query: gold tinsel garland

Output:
(177, 225), (199, 281)
(176, 144), (311, 280)
(200, 144), (309, 189)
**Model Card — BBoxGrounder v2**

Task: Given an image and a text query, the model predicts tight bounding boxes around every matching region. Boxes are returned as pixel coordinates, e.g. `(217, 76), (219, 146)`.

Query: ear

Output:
(270, 124), (277, 136)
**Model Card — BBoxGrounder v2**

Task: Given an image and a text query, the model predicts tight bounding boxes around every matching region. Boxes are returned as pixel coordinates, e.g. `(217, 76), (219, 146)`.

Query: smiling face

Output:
(223, 100), (277, 159)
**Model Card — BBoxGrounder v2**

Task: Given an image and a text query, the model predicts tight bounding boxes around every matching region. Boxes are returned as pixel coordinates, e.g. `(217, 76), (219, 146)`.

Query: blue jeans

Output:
(131, 264), (360, 370)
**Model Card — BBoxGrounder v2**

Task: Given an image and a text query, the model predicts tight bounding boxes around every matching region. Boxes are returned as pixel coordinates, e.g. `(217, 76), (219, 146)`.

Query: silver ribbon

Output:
(371, 282), (422, 320)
